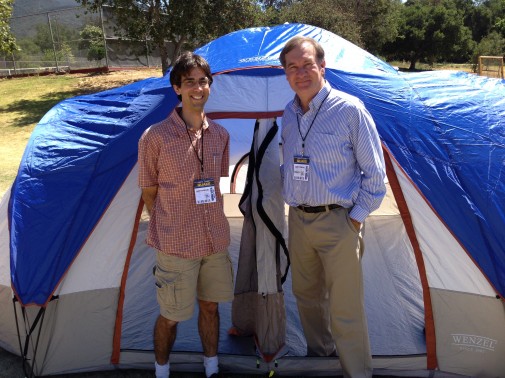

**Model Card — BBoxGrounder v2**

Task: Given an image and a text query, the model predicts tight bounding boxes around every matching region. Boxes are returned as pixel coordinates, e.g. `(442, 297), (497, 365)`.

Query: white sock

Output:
(155, 361), (170, 378)
(203, 355), (219, 377)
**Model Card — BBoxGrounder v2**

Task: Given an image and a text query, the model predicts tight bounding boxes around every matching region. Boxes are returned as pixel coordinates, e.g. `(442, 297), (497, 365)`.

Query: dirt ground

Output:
(74, 68), (164, 95)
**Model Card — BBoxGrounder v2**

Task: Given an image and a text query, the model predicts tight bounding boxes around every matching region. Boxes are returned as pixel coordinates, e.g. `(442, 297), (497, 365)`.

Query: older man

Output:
(280, 36), (386, 378)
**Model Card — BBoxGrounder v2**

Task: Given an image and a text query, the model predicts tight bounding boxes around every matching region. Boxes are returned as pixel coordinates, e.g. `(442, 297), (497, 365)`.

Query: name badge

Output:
(293, 156), (309, 181)
(194, 179), (217, 204)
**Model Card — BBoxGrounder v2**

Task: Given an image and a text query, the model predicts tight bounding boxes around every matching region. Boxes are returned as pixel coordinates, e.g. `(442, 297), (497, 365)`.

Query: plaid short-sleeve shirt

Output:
(138, 108), (230, 259)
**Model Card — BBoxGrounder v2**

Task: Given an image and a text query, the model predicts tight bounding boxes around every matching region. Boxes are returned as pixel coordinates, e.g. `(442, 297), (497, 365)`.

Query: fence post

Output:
(47, 12), (60, 72)
(145, 38), (150, 67)
(99, 6), (109, 69)
(11, 52), (17, 75)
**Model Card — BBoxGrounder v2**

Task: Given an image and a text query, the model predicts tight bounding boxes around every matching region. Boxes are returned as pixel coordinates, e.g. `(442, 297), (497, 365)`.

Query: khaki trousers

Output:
(288, 206), (372, 378)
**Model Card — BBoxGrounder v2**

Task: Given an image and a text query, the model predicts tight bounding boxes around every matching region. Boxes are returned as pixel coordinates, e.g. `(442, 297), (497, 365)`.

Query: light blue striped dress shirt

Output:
(281, 81), (386, 223)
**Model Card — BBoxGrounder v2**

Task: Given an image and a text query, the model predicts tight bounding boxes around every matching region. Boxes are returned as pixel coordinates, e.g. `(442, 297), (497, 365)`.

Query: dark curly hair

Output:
(169, 52), (213, 100)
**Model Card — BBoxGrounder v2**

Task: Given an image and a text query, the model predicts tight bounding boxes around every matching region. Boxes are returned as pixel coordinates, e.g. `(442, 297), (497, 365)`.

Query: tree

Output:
(79, 24), (105, 62)
(77, 0), (262, 74)
(353, 0), (403, 56)
(276, 0), (363, 47)
(472, 31), (505, 67)
(261, 0), (401, 56)
(42, 42), (75, 66)
(461, 0), (495, 43)
(32, 23), (79, 53)
(385, 0), (474, 70)
(0, 0), (18, 55)
(257, 0), (296, 10)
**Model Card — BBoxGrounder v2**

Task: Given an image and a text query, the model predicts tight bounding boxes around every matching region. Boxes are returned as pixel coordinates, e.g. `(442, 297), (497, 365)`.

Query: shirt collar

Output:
(292, 80), (331, 114)
(172, 107), (210, 138)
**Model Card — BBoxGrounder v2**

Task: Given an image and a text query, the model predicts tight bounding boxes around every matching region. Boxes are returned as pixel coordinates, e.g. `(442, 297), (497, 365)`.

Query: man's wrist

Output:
(349, 205), (368, 223)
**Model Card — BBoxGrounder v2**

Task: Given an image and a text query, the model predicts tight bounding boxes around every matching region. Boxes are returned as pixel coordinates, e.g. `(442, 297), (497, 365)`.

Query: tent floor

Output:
(0, 346), (470, 378)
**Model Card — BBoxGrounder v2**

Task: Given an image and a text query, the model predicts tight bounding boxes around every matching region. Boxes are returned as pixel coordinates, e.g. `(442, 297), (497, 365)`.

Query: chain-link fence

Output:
(1, 5), (173, 77)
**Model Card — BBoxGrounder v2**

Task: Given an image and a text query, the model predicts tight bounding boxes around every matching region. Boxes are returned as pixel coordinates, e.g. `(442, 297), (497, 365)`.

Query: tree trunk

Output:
(158, 36), (186, 75)
(409, 60), (416, 71)
(170, 37), (186, 67)
(409, 53), (417, 71)
(159, 41), (169, 75)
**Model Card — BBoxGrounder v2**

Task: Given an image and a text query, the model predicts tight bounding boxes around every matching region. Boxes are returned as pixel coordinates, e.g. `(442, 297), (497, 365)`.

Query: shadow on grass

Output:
(1, 88), (94, 129)
(397, 67), (433, 73)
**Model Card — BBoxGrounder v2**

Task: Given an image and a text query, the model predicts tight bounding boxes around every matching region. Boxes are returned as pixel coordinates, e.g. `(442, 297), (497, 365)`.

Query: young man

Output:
(279, 36), (386, 378)
(138, 52), (233, 378)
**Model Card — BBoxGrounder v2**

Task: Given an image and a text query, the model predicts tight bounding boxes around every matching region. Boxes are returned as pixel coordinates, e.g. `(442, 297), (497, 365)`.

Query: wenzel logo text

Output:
(451, 334), (497, 353)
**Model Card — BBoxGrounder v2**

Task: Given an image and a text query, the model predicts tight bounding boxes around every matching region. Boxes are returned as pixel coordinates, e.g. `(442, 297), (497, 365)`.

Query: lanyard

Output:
(184, 121), (205, 175)
(296, 90), (331, 155)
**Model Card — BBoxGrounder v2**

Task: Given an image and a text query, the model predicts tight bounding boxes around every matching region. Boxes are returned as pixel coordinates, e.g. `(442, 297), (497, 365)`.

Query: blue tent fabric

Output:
(391, 72), (505, 293)
(9, 76), (177, 305)
(198, 23), (396, 76)
(7, 23), (505, 306)
(324, 68), (505, 296)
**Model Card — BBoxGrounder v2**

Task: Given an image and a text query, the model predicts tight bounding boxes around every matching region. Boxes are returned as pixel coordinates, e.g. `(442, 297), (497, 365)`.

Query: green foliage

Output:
(10, 23), (78, 67)
(205, 0), (263, 41)
(385, 0), (475, 70)
(472, 31), (505, 64)
(28, 22), (78, 53)
(275, 0), (362, 46)
(0, 0), (18, 55)
(257, 0), (297, 10)
(262, 0), (402, 56)
(42, 42), (75, 65)
(79, 25), (105, 61)
(13, 38), (39, 61)
(493, 16), (505, 38)
(468, 4), (493, 41)
(353, 0), (403, 55)
(77, 0), (262, 73)
(462, 0), (505, 42)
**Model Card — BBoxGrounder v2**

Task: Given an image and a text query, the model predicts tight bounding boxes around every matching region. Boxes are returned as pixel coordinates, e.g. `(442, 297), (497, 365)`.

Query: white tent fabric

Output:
(395, 163), (495, 295)
(206, 75), (292, 116)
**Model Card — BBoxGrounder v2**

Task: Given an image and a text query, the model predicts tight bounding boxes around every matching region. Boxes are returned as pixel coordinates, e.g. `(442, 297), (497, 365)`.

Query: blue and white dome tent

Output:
(0, 23), (504, 377)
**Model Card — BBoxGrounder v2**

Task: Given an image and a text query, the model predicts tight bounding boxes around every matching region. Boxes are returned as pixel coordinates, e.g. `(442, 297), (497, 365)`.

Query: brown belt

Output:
(296, 204), (341, 213)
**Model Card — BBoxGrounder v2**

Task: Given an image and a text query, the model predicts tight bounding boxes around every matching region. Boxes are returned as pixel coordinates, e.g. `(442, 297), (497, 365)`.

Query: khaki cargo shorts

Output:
(154, 250), (234, 322)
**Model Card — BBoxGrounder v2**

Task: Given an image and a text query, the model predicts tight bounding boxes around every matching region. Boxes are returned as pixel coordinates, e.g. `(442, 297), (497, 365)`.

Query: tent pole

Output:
(111, 197), (145, 365)
(383, 147), (438, 370)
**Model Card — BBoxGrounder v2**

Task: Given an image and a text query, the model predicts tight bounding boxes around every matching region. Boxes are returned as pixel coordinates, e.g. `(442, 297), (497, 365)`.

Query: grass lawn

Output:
(0, 69), (162, 197)
(0, 75), (82, 195)
(388, 60), (474, 72)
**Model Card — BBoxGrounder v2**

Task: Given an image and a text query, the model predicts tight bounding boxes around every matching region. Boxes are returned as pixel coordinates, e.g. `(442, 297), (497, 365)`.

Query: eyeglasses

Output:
(182, 78), (211, 88)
